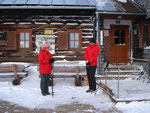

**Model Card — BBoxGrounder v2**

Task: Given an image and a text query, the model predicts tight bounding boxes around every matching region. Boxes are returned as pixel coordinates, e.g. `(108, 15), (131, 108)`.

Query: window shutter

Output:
(7, 31), (17, 50)
(58, 31), (68, 50)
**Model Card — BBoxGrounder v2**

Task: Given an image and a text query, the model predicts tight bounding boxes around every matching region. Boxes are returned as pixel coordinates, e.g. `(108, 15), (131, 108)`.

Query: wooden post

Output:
(76, 67), (79, 79)
(13, 64), (18, 79)
(75, 66), (81, 86)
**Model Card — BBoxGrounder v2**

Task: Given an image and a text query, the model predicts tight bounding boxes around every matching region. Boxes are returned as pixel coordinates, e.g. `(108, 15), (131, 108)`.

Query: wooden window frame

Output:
(67, 29), (82, 51)
(17, 29), (32, 51)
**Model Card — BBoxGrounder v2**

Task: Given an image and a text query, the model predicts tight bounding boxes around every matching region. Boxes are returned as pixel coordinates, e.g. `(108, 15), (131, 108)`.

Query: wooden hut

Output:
(0, 0), (96, 63)
(95, 0), (146, 73)
(0, 0), (146, 74)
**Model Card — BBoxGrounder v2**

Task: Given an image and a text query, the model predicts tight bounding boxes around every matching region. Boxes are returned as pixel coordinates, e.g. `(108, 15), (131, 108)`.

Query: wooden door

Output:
(110, 25), (129, 64)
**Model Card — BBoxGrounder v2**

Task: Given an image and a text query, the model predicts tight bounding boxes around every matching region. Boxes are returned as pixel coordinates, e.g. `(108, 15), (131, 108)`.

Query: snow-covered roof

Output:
(0, 0), (146, 15)
(0, 0), (96, 6)
(96, 0), (117, 11)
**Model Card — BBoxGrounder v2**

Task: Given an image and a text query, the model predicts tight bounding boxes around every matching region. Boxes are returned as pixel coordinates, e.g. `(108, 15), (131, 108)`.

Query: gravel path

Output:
(0, 100), (122, 113)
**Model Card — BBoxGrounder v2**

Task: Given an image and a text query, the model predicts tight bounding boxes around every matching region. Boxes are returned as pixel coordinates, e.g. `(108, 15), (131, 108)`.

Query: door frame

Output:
(110, 25), (130, 64)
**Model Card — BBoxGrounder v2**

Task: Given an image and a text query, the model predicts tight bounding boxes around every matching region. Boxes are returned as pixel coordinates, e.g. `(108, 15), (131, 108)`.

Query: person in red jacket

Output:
(38, 43), (54, 96)
(84, 38), (99, 93)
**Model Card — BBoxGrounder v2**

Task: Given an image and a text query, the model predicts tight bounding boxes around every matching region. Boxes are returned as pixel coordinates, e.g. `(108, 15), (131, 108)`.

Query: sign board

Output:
(44, 30), (53, 35)
(35, 35), (55, 54)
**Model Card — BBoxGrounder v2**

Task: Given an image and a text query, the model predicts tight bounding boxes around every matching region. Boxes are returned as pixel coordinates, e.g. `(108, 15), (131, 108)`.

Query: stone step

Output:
(103, 71), (141, 75)
(107, 67), (141, 71)
(104, 64), (143, 76)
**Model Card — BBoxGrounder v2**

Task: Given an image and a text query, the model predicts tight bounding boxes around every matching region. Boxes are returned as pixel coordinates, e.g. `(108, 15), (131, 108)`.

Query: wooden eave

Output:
(103, 13), (146, 20)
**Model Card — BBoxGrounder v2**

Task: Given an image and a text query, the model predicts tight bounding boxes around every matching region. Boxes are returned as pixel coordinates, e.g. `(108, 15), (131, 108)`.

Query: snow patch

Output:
(144, 46), (150, 49)
(117, 0), (127, 3)
(0, 62), (150, 113)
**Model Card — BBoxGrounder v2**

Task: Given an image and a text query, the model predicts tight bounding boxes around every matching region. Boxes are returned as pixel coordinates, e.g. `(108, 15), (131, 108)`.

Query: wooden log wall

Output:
(133, 0), (150, 60)
(132, 22), (144, 59)
(0, 9), (95, 63)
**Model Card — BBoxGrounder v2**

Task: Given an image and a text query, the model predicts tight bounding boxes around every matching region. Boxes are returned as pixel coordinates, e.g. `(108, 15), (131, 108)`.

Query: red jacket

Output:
(84, 43), (100, 66)
(38, 50), (53, 74)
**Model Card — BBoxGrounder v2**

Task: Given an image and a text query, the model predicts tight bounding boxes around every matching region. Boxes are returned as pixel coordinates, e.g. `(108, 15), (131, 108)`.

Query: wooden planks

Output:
(0, 9), (94, 62)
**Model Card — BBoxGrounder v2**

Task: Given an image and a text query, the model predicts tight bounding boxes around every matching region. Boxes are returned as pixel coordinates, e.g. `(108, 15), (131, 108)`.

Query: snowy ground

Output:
(0, 62), (150, 113)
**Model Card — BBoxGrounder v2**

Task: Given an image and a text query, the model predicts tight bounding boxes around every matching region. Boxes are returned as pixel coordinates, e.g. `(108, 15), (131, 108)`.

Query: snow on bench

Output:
(0, 72), (28, 78)
(51, 61), (87, 86)
(0, 64), (28, 83)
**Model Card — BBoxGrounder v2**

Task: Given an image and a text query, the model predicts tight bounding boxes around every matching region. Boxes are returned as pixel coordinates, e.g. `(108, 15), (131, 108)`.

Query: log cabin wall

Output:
(132, 0), (150, 60)
(0, 9), (95, 63)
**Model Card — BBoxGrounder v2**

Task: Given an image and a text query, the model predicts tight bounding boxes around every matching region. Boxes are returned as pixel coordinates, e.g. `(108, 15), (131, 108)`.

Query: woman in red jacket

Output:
(38, 43), (54, 96)
(84, 38), (99, 93)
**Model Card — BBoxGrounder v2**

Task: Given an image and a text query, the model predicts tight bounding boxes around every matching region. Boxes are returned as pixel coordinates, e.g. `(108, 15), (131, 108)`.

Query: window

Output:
(68, 29), (82, 51)
(17, 29), (32, 51)
(0, 32), (6, 41)
(70, 33), (79, 48)
(20, 32), (29, 48)
(57, 29), (82, 51)
(114, 30), (125, 45)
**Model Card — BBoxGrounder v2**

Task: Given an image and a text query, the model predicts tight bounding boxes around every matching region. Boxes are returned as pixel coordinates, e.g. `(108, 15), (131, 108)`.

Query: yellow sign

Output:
(44, 30), (53, 35)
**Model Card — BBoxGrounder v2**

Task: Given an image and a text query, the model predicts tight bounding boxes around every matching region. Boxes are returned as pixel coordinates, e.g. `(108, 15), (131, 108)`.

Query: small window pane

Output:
(20, 33), (24, 41)
(20, 41), (24, 48)
(114, 30), (120, 45)
(120, 30), (125, 38)
(25, 33), (29, 41)
(75, 33), (79, 40)
(70, 33), (74, 40)
(115, 30), (119, 37)
(25, 41), (29, 48)
(120, 30), (125, 44)
(75, 41), (79, 48)
(70, 41), (74, 48)
(0, 32), (6, 41)
(120, 38), (125, 44)
(115, 38), (119, 44)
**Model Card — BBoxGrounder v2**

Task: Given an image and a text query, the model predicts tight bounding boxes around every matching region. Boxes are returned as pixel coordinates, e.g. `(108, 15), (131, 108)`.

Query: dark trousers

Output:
(40, 74), (50, 94)
(86, 66), (97, 90)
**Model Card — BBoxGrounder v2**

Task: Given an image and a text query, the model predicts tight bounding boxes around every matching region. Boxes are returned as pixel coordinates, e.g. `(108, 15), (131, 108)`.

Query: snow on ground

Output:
(0, 62), (150, 113)
(0, 63), (113, 111)
(106, 79), (150, 100)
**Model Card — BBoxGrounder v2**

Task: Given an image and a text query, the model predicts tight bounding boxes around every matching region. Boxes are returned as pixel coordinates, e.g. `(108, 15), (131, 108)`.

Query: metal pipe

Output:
(95, 12), (100, 75)
(117, 65), (120, 98)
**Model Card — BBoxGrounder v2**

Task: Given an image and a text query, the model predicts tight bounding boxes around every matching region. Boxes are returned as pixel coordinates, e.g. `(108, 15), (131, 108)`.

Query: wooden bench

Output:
(0, 64), (28, 84)
(51, 65), (88, 86)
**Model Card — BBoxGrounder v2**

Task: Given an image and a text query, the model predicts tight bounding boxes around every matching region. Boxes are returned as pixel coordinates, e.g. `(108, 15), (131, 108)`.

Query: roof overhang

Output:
(96, 11), (146, 16)
(95, 11), (146, 20)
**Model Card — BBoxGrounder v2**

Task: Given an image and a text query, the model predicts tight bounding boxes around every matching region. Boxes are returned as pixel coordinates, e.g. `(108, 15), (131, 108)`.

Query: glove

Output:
(49, 58), (55, 63)
(86, 62), (90, 68)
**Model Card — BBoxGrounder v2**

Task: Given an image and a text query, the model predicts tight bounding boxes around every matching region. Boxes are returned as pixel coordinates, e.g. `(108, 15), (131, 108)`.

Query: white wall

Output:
(104, 19), (132, 29)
